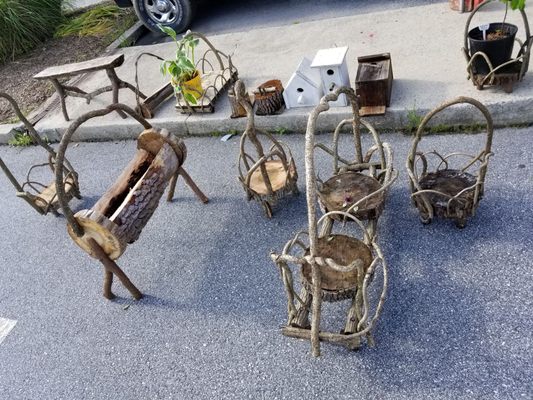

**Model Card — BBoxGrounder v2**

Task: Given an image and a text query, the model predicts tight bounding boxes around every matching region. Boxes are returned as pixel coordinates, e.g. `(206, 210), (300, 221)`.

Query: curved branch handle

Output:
(55, 104), (152, 237)
(180, 31), (225, 71)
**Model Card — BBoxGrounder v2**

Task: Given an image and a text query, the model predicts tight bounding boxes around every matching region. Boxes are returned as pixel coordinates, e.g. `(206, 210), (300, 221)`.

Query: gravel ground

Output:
(0, 126), (531, 399)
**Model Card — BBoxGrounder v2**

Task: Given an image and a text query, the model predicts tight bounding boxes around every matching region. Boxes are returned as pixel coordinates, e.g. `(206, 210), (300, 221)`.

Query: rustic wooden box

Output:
(355, 53), (393, 116)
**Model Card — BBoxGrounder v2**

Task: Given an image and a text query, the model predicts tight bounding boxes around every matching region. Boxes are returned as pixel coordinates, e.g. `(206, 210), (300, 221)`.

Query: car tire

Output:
(133, 0), (195, 34)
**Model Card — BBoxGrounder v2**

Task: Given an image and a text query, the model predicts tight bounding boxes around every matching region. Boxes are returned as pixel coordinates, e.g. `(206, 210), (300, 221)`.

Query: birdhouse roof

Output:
(285, 71), (321, 91)
(311, 47), (348, 68)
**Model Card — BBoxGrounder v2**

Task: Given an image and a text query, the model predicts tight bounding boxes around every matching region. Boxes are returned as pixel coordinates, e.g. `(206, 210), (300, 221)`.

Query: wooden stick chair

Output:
(406, 97), (494, 228)
(54, 103), (208, 300)
(271, 89), (389, 357)
(0, 92), (80, 216)
(235, 80), (298, 218)
(312, 87), (397, 240)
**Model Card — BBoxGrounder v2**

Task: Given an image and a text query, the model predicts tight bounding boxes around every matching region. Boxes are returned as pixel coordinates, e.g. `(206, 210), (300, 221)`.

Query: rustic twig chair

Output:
(54, 103), (208, 300)
(406, 97), (494, 228)
(463, 0), (532, 92)
(271, 89), (389, 357)
(312, 87), (397, 239)
(235, 80), (298, 218)
(0, 92), (80, 216)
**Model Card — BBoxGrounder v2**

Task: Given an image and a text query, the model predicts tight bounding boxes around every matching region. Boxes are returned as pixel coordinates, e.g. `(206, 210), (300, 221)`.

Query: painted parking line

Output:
(0, 318), (17, 344)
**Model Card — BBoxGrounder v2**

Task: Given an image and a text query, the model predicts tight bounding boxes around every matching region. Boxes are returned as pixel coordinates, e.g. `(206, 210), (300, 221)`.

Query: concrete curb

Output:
(9, 96), (531, 145)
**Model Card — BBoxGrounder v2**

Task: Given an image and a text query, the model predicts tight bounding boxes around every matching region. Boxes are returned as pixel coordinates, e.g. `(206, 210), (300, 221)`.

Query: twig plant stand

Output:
(271, 90), (389, 357)
(235, 80), (298, 218)
(406, 97), (494, 228)
(55, 104), (208, 300)
(313, 87), (397, 240)
(135, 32), (238, 117)
(0, 92), (81, 216)
(463, 0), (532, 92)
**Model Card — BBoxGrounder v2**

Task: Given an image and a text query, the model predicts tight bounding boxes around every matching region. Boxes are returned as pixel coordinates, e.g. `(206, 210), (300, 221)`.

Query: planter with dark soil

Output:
(468, 22), (518, 74)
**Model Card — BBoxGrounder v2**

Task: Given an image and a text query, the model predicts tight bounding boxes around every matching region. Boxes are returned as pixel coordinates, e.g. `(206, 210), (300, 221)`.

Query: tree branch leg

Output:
(105, 68), (127, 119)
(103, 270), (116, 300)
(88, 238), (142, 300)
(51, 78), (69, 121)
(179, 167), (209, 203)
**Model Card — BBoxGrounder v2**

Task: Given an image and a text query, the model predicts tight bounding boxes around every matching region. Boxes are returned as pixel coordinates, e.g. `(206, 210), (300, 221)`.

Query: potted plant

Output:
(159, 26), (203, 104)
(467, 0), (527, 74)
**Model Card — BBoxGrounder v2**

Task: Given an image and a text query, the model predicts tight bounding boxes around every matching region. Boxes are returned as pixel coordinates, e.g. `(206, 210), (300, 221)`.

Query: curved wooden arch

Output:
(406, 96), (494, 226)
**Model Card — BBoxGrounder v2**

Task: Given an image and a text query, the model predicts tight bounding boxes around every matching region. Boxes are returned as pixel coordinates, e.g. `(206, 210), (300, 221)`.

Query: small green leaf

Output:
(183, 92), (198, 105)
(159, 24), (177, 41)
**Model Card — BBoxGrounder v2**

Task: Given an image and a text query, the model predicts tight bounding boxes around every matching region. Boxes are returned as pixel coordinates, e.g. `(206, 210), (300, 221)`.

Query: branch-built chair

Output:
(463, 0), (532, 92)
(406, 97), (494, 228)
(235, 80), (298, 218)
(312, 87), (397, 240)
(55, 104), (208, 300)
(0, 92), (80, 216)
(271, 89), (389, 357)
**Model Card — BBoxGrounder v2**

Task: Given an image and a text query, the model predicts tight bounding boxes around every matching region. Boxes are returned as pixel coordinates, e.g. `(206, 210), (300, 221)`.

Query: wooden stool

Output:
(34, 54), (146, 121)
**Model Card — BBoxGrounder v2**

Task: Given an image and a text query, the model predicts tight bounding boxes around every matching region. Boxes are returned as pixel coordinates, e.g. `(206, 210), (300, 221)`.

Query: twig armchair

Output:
(312, 87), (397, 239)
(271, 88), (390, 357)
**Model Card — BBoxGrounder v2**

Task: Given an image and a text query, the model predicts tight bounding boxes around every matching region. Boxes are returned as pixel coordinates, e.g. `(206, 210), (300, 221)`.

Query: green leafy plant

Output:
(499, 0), (527, 32)
(273, 127), (290, 135)
(8, 131), (34, 147)
(405, 107), (423, 134)
(159, 26), (201, 104)
(0, 0), (65, 63)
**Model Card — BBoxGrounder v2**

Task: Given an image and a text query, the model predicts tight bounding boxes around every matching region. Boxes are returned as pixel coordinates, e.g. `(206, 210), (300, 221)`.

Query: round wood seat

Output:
(302, 235), (373, 302)
(249, 160), (294, 196)
(318, 171), (384, 220)
(419, 169), (478, 213)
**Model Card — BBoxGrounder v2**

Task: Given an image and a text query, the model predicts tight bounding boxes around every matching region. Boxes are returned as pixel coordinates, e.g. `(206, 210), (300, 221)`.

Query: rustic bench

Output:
(33, 54), (146, 121)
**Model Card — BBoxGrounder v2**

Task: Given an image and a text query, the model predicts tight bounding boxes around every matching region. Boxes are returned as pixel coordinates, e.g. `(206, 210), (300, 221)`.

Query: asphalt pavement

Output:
(0, 126), (531, 399)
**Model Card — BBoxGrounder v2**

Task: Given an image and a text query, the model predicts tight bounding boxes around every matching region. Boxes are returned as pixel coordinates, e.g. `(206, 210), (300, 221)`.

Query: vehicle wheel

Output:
(133, 0), (195, 34)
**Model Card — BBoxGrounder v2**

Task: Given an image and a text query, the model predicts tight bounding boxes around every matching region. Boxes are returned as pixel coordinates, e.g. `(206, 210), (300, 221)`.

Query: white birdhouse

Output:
(310, 46), (350, 107)
(283, 57), (323, 109)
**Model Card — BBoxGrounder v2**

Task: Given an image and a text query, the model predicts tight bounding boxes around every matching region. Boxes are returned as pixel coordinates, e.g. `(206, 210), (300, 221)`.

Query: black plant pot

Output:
(468, 22), (518, 74)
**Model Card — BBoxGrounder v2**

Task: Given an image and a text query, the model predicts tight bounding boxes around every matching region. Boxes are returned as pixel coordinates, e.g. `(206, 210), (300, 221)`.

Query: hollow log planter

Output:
(254, 79), (285, 116)
(55, 103), (207, 300)
(463, 0), (532, 93)
(406, 97), (494, 228)
(271, 92), (389, 356)
(0, 92), (81, 216)
(235, 80), (298, 218)
(312, 87), (397, 240)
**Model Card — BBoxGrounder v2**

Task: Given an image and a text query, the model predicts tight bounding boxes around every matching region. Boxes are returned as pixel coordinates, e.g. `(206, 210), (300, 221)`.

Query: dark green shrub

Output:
(0, 0), (64, 63)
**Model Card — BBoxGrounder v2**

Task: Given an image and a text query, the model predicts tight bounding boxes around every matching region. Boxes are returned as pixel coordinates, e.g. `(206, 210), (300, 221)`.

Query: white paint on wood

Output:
(0, 318), (17, 344)
(311, 47), (351, 107)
